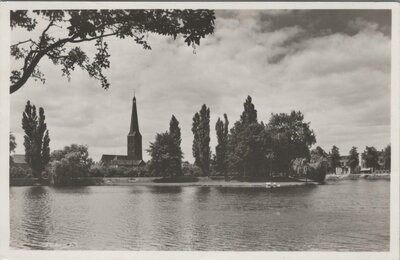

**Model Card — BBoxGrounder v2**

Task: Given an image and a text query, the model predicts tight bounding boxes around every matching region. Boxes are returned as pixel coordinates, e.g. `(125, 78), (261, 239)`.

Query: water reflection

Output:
(10, 180), (390, 251)
(22, 187), (53, 249)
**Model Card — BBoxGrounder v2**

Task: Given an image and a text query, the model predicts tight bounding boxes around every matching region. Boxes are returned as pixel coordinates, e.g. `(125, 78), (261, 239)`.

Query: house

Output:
(10, 154), (29, 169)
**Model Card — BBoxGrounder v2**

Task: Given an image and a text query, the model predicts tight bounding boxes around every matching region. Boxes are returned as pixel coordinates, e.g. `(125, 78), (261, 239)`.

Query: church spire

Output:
(129, 92), (139, 134)
(127, 91), (142, 160)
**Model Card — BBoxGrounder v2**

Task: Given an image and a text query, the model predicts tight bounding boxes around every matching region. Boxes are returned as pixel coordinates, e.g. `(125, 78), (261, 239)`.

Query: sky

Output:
(10, 9), (391, 162)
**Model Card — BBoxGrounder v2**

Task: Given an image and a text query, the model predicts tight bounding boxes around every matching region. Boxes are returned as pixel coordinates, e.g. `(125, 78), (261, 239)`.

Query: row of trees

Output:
(318, 144), (391, 172)
(11, 99), (392, 181)
(146, 96), (392, 178)
(147, 96), (317, 178)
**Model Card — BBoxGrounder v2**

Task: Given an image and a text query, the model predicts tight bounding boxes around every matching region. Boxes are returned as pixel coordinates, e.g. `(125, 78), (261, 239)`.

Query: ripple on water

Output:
(10, 180), (390, 251)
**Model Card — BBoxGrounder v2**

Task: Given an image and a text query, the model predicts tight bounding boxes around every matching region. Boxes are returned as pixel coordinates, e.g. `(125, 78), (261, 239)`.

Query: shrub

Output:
(153, 176), (199, 183)
(10, 166), (33, 178)
(49, 144), (94, 185)
(182, 163), (202, 176)
(89, 165), (108, 177)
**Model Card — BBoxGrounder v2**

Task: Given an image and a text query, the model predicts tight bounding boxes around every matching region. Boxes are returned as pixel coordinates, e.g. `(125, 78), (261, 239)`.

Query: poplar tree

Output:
(362, 146), (380, 169)
(383, 144), (391, 171)
(169, 115), (183, 176)
(348, 147), (359, 171)
(215, 114), (229, 176)
(147, 115), (183, 177)
(192, 104), (211, 176)
(227, 96), (270, 178)
(329, 145), (341, 172)
(22, 100), (50, 180)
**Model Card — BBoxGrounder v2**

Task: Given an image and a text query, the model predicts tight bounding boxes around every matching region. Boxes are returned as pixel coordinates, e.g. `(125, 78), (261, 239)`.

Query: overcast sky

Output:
(10, 9), (391, 162)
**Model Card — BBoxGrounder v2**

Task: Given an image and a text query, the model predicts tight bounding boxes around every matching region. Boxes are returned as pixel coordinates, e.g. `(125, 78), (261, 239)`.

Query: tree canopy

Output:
(10, 9), (215, 93)
(49, 144), (94, 185)
(329, 145), (341, 170)
(227, 96), (271, 178)
(215, 113), (229, 176)
(348, 146), (359, 170)
(22, 100), (50, 179)
(361, 146), (380, 169)
(147, 115), (183, 177)
(192, 104), (211, 176)
(267, 110), (316, 174)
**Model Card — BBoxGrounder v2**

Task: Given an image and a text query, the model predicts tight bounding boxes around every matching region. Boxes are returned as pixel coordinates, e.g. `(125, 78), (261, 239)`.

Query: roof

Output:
(11, 154), (27, 164)
(100, 154), (145, 166)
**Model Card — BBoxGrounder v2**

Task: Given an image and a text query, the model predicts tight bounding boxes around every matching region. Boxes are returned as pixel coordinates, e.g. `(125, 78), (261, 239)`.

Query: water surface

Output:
(10, 180), (390, 251)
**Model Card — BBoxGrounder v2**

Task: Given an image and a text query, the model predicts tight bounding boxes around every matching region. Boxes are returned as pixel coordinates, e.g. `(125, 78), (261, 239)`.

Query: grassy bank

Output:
(325, 173), (391, 182)
(10, 176), (318, 187)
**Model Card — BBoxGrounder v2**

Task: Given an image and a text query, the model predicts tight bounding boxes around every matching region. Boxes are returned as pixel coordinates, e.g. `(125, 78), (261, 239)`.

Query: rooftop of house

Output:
(100, 154), (145, 166)
(11, 154), (27, 164)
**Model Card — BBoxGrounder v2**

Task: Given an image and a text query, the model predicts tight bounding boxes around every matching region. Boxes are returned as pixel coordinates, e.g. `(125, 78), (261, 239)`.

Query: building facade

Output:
(100, 93), (145, 168)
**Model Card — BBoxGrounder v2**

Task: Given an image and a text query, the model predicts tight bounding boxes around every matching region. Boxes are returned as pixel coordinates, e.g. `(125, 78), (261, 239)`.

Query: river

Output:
(9, 179), (390, 251)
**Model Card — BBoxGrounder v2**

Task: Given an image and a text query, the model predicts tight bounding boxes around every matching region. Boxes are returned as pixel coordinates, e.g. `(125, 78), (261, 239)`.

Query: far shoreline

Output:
(10, 173), (391, 187)
(10, 176), (320, 188)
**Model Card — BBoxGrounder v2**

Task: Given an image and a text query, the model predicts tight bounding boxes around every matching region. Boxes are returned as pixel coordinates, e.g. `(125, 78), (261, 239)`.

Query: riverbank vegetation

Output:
(10, 96), (391, 186)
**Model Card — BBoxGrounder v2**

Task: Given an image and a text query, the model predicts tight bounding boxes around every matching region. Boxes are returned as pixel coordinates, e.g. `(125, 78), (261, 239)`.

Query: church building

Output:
(100, 93), (146, 168)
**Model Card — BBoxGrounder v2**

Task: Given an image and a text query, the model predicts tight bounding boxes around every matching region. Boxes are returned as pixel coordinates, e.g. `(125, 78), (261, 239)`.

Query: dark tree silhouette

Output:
(22, 101), (50, 180)
(227, 96), (271, 178)
(192, 104), (211, 176)
(383, 144), (391, 171)
(9, 132), (17, 165)
(215, 114), (229, 176)
(348, 146), (359, 171)
(147, 115), (183, 177)
(169, 115), (183, 176)
(10, 132), (17, 154)
(10, 9), (215, 93)
(362, 146), (380, 169)
(267, 110), (316, 174)
(329, 145), (341, 171)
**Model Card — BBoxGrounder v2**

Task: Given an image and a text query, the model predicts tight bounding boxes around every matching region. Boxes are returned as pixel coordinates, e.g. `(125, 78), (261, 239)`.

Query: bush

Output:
(49, 144), (94, 185)
(88, 165), (149, 178)
(182, 163), (202, 176)
(89, 165), (108, 177)
(153, 176), (199, 183)
(10, 166), (33, 178)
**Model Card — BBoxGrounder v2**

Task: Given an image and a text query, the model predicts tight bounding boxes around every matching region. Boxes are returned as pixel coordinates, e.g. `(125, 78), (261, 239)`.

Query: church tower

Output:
(127, 93), (142, 160)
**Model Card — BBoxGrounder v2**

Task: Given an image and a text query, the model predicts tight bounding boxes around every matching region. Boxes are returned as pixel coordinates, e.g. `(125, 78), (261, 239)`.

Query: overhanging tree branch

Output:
(10, 9), (216, 94)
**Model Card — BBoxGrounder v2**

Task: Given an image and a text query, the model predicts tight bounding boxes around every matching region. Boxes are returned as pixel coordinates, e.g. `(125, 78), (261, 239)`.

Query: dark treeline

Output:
(147, 96), (317, 179)
(145, 95), (392, 179)
(10, 98), (392, 183)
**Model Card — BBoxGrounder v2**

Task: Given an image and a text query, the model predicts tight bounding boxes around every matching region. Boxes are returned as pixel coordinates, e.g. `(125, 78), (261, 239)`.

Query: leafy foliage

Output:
(383, 144), (391, 171)
(9, 132), (17, 166)
(329, 145), (341, 171)
(10, 132), (17, 153)
(348, 146), (359, 170)
(49, 144), (94, 185)
(361, 146), (380, 169)
(10, 166), (33, 179)
(215, 114), (229, 176)
(10, 9), (216, 93)
(147, 116), (183, 177)
(192, 104), (211, 176)
(267, 110), (316, 175)
(227, 96), (272, 178)
(22, 101), (50, 179)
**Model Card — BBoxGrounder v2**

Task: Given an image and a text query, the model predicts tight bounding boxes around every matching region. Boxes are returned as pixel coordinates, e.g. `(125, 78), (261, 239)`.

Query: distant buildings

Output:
(335, 155), (351, 174)
(100, 93), (146, 168)
(10, 154), (28, 168)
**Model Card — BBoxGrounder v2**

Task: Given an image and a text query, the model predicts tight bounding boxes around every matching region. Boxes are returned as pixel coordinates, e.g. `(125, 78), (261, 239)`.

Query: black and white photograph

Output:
(0, 2), (399, 260)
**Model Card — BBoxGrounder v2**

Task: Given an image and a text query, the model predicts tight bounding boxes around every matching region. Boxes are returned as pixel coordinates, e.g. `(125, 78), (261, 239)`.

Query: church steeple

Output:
(127, 91), (142, 160)
(129, 93), (139, 134)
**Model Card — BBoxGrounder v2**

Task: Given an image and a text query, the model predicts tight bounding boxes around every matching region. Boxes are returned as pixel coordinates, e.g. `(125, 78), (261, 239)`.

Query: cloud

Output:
(10, 10), (391, 161)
